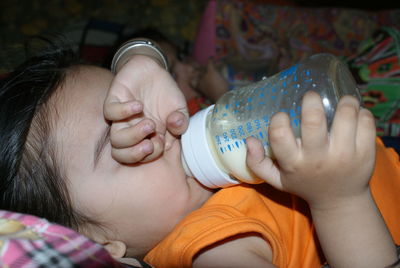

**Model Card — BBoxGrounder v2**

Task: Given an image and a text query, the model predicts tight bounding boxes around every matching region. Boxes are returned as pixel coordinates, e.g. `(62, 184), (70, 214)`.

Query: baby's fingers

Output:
(104, 96), (143, 121)
(300, 91), (328, 153)
(330, 96), (360, 152)
(268, 112), (299, 168)
(111, 139), (154, 164)
(138, 134), (165, 162)
(246, 137), (283, 189)
(110, 119), (155, 149)
(166, 110), (189, 136)
(111, 134), (164, 163)
(356, 108), (376, 158)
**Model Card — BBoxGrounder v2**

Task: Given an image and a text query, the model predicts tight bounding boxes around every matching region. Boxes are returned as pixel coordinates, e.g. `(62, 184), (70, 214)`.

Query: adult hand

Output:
(104, 55), (189, 163)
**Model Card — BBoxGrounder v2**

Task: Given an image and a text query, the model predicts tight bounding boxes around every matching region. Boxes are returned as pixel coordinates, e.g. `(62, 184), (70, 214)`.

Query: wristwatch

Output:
(111, 38), (168, 73)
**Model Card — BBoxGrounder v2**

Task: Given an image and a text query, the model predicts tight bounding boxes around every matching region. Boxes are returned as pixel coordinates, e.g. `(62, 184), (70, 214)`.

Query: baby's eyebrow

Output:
(93, 124), (111, 169)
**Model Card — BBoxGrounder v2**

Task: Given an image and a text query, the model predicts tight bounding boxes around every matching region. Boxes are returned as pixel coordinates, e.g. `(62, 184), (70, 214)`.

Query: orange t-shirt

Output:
(144, 139), (400, 267)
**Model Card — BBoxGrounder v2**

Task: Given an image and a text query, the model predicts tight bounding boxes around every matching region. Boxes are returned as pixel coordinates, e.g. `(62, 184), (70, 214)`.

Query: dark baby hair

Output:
(0, 39), (91, 229)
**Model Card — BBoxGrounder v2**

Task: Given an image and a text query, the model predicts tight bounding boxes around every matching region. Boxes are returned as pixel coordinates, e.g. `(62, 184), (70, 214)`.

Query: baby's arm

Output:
(193, 234), (276, 267)
(246, 91), (398, 267)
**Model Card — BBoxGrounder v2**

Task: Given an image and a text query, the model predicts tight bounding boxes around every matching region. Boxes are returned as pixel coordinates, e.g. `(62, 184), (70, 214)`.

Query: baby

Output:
(0, 39), (399, 268)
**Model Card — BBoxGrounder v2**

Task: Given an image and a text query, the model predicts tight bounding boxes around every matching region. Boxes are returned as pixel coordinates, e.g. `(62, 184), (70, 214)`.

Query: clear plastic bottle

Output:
(181, 53), (361, 188)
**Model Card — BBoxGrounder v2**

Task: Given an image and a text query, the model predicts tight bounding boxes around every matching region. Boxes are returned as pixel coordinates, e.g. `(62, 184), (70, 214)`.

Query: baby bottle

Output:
(181, 53), (361, 188)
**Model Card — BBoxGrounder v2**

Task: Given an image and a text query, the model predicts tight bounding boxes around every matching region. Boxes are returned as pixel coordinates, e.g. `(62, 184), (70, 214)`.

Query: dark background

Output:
(1, 0), (399, 73)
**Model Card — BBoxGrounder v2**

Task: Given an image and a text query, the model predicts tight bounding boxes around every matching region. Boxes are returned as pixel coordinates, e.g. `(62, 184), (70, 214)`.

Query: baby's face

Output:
(51, 65), (212, 257)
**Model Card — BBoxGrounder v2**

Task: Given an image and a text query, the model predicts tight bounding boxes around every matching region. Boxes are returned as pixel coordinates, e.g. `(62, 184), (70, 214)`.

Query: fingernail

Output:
(131, 102), (142, 113)
(143, 124), (154, 134)
(141, 142), (153, 154)
(174, 119), (183, 127)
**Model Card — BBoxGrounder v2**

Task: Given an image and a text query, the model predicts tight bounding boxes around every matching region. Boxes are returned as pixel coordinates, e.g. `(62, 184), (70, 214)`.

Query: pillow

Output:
(0, 210), (145, 267)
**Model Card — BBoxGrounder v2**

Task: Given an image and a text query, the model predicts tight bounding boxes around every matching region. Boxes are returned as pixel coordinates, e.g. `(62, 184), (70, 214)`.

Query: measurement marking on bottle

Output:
(279, 64), (298, 79)
(220, 140), (244, 154)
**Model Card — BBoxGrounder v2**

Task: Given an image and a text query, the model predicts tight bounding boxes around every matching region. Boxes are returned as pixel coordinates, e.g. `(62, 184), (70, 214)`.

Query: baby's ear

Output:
(79, 224), (127, 258)
(103, 240), (127, 258)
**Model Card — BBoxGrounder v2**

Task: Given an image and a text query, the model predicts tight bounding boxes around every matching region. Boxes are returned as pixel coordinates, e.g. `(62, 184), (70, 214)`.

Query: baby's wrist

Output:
(308, 188), (373, 215)
(111, 38), (168, 73)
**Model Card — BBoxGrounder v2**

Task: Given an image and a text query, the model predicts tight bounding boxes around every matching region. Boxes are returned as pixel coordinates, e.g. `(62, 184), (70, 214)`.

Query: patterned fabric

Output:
(348, 27), (400, 136)
(213, 2), (400, 137)
(214, 1), (400, 71)
(0, 210), (126, 268)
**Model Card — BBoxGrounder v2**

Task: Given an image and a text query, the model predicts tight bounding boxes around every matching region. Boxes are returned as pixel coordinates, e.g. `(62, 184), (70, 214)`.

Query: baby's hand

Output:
(104, 55), (189, 163)
(246, 91), (376, 209)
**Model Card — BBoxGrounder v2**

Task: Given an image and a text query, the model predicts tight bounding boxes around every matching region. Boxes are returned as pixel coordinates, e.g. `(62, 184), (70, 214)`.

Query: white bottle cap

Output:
(181, 105), (240, 189)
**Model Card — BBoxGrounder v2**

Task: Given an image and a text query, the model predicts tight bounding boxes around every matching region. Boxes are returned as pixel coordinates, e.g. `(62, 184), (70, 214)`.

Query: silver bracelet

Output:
(111, 38), (168, 73)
